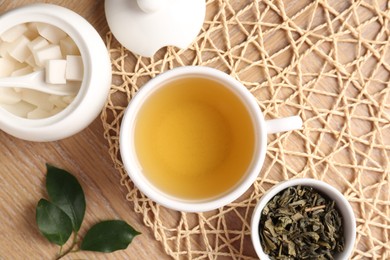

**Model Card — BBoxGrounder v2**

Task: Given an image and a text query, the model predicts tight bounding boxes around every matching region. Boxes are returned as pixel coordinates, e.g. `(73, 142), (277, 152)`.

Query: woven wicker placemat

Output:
(101, 0), (390, 258)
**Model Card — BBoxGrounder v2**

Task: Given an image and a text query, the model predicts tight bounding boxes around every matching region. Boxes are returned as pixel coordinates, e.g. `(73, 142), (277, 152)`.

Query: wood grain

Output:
(0, 1), (169, 259)
(2, 0), (389, 259)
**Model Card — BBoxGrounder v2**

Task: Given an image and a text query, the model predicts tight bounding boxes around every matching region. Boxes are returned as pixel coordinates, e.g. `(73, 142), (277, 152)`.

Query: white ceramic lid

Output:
(105, 0), (206, 57)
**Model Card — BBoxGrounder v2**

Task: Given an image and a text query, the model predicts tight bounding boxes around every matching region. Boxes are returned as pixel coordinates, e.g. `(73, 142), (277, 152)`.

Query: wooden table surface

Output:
(0, 1), (170, 259)
(1, 0), (389, 259)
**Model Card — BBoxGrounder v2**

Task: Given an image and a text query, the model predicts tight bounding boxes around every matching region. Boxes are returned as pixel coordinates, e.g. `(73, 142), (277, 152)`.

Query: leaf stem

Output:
(55, 231), (78, 260)
(304, 204), (326, 212)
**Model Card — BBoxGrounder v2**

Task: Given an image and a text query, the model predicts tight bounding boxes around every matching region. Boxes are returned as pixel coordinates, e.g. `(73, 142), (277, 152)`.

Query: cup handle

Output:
(265, 115), (303, 134)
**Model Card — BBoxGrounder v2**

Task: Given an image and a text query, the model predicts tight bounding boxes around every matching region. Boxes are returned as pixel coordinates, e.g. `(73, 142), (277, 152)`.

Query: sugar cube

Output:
(63, 95), (76, 104)
(8, 35), (31, 62)
(0, 57), (16, 77)
(50, 106), (64, 116)
(11, 66), (33, 77)
(33, 44), (62, 67)
(27, 22), (39, 33)
(0, 41), (13, 58)
(45, 59), (67, 84)
(25, 55), (37, 69)
(24, 23), (40, 40)
(0, 24), (28, 42)
(21, 89), (54, 111)
(66, 55), (83, 81)
(60, 36), (80, 55)
(49, 95), (68, 108)
(0, 101), (36, 118)
(27, 107), (52, 119)
(36, 23), (67, 44)
(27, 36), (49, 52)
(0, 88), (22, 105)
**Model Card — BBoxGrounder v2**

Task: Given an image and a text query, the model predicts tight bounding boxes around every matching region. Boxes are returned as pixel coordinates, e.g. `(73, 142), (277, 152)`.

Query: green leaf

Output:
(80, 220), (140, 252)
(46, 164), (86, 231)
(36, 199), (73, 246)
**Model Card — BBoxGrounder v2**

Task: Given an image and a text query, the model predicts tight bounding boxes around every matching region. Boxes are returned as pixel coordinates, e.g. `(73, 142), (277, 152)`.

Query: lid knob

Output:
(137, 0), (165, 13)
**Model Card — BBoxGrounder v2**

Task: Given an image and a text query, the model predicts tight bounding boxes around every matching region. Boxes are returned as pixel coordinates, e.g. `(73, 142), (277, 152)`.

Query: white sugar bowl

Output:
(0, 4), (111, 141)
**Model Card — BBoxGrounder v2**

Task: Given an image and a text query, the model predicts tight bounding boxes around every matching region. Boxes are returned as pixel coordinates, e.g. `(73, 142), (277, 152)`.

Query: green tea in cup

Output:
(134, 77), (255, 199)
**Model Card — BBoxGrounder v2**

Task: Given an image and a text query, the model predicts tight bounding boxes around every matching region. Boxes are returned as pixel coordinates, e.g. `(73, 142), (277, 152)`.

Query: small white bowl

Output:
(251, 178), (356, 260)
(0, 4), (111, 141)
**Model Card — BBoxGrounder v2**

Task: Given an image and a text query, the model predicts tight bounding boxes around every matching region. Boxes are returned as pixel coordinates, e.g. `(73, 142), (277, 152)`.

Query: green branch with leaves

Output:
(36, 164), (140, 259)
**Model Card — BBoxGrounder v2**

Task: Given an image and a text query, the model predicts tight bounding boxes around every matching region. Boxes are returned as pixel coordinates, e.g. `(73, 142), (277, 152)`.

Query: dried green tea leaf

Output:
(258, 186), (344, 259)
(265, 218), (277, 237)
(287, 240), (296, 256)
(263, 234), (277, 252)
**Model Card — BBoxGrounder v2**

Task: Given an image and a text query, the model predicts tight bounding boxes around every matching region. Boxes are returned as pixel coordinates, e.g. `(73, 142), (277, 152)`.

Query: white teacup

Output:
(120, 66), (302, 212)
